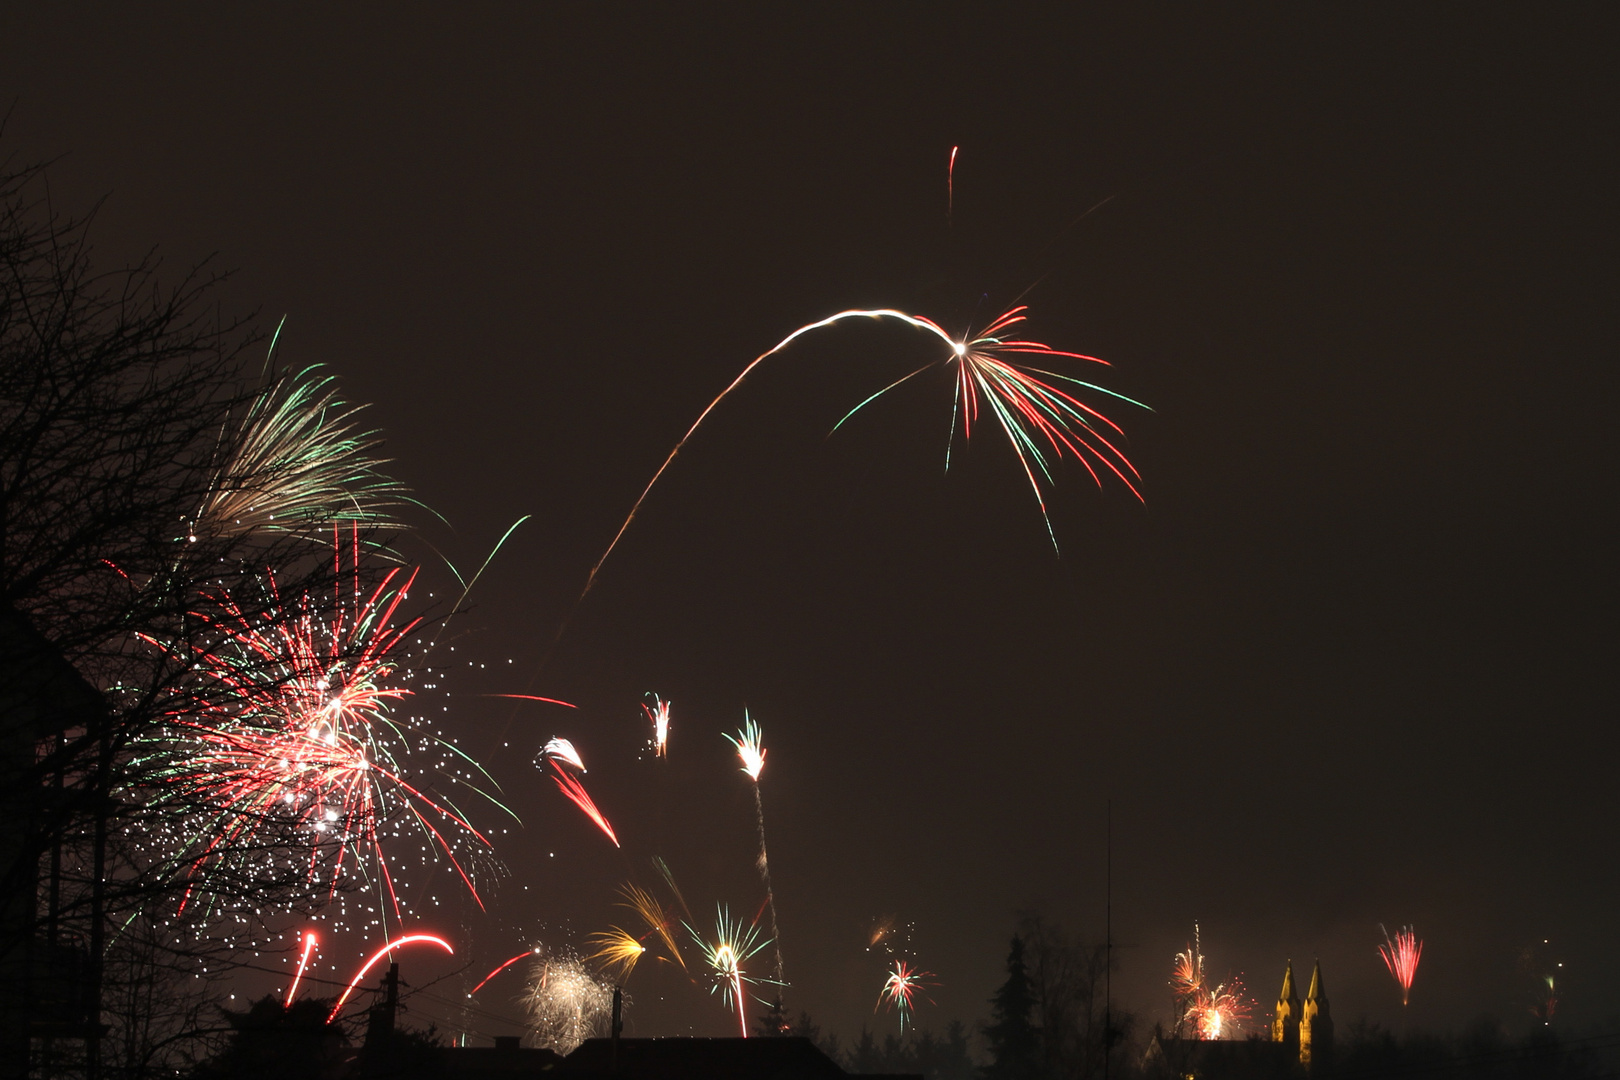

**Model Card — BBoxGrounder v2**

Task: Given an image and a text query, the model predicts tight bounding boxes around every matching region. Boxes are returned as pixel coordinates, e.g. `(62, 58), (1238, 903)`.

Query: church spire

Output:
(1300, 959), (1333, 1068)
(1272, 960), (1301, 1048)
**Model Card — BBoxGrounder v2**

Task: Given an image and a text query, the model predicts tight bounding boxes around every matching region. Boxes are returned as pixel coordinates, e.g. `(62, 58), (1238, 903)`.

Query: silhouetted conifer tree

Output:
(983, 936), (1041, 1080)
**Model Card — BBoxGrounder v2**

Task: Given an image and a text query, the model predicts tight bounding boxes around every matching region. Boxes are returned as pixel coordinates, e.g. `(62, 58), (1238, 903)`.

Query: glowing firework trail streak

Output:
(551, 766), (620, 847)
(470, 948), (539, 997)
(725, 716), (783, 989)
(1379, 924), (1423, 1006)
(643, 694), (671, 757)
(582, 306), (1144, 596)
(487, 694), (577, 709)
(947, 145), (958, 222)
(877, 961), (936, 1032)
(285, 930), (318, 1006)
(329, 933), (453, 1022)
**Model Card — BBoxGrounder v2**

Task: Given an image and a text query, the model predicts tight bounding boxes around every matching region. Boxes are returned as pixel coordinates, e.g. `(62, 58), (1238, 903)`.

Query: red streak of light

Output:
(327, 933), (453, 1023)
(552, 766), (620, 847)
(469, 949), (537, 997)
(285, 931), (318, 1006)
(485, 694), (577, 708)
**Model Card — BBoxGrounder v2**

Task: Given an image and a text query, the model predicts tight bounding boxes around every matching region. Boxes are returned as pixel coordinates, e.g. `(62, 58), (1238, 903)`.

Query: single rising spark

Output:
(285, 930), (318, 1006)
(1379, 924), (1423, 1007)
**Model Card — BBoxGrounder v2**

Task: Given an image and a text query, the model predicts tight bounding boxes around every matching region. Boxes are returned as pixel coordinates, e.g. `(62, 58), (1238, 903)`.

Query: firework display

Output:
(617, 881), (687, 970)
(587, 928), (646, 981)
(877, 960), (936, 1032)
(131, 539), (499, 925)
(643, 694), (671, 757)
(1379, 925), (1423, 1007)
(525, 949), (616, 1054)
(583, 304), (1144, 594)
(542, 737), (587, 772)
(1172, 925), (1252, 1040)
(192, 353), (407, 541)
(688, 905), (773, 1038)
(725, 716), (783, 990)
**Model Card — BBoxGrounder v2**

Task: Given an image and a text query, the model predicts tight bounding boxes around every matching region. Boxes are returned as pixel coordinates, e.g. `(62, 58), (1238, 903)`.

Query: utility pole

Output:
(1104, 799), (1111, 1080)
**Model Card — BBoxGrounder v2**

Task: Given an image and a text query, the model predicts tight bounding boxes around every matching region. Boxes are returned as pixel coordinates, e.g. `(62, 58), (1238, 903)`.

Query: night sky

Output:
(4, 5), (1617, 1048)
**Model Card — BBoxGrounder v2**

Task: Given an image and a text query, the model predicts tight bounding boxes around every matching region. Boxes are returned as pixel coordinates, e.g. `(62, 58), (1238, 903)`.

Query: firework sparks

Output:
(1379, 924), (1423, 1007)
(329, 932), (453, 1022)
(470, 948), (541, 997)
(285, 930), (319, 1006)
(688, 905), (772, 1038)
(643, 694), (671, 757)
(618, 882), (686, 970)
(725, 715), (783, 989)
(542, 737), (587, 772)
(525, 949), (615, 1055)
(1172, 925), (1252, 1040)
(582, 305), (1145, 595)
(588, 928), (646, 981)
(877, 960), (937, 1032)
(193, 351), (407, 541)
(725, 716), (766, 781)
(133, 542), (498, 923)
(550, 766), (620, 847)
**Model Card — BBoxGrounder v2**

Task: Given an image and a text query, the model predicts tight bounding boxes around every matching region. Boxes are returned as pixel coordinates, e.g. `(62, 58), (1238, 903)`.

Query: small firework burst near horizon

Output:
(688, 905), (772, 1038)
(1172, 924), (1252, 1040)
(1379, 924), (1423, 1007)
(525, 948), (615, 1055)
(877, 960), (937, 1032)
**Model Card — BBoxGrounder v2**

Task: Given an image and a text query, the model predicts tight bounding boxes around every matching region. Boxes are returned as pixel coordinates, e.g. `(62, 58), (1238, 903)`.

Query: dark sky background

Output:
(4, 4), (1617, 1049)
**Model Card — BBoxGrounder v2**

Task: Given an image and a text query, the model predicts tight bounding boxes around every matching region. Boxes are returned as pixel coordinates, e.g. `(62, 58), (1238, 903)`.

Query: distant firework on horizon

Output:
(1379, 924), (1423, 1007)
(1172, 924), (1253, 1040)
(877, 960), (936, 1032)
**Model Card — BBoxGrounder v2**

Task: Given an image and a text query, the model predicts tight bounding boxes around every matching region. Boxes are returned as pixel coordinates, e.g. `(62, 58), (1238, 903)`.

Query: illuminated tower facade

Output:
(1300, 959), (1333, 1067)
(1272, 960), (1301, 1049)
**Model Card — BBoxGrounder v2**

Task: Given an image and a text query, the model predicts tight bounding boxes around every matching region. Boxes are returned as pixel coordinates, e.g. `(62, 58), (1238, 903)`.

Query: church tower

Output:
(1272, 960), (1301, 1049)
(1300, 959), (1333, 1067)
